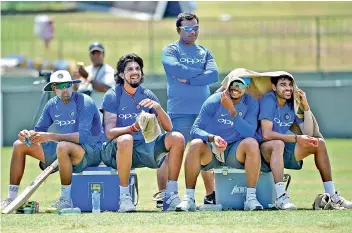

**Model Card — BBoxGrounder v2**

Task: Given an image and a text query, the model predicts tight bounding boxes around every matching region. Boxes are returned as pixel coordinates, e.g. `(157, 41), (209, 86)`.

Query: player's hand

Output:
(221, 91), (236, 116)
(296, 88), (310, 111)
(77, 63), (88, 79)
(214, 136), (227, 152)
(297, 135), (318, 148)
(29, 132), (51, 144)
(18, 129), (34, 142)
(177, 79), (187, 83)
(139, 99), (161, 110)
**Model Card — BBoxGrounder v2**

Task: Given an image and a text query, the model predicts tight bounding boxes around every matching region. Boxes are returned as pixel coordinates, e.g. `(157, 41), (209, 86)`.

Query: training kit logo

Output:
(70, 110), (75, 118)
(217, 118), (234, 127)
(274, 118), (293, 127)
(179, 58), (206, 64)
(284, 113), (291, 121)
(199, 49), (205, 56)
(118, 113), (138, 120)
(54, 120), (76, 126)
(238, 111), (243, 117)
(231, 185), (247, 196)
(57, 73), (64, 79)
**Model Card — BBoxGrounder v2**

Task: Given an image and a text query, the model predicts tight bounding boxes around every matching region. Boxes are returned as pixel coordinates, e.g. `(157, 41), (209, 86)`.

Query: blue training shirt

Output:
(190, 92), (259, 144)
(102, 86), (159, 142)
(35, 92), (105, 145)
(161, 41), (219, 114)
(257, 91), (303, 140)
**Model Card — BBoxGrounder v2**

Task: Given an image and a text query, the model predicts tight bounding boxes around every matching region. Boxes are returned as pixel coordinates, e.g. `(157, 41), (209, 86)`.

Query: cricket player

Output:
(156, 12), (219, 207)
(101, 53), (185, 212)
(258, 75), (352, 209)
(0, 70), (104, 211)
(176, 77), (264, 211)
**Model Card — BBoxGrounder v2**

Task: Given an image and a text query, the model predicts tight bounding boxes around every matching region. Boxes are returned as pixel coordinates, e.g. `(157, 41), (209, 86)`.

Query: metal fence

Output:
(2, 15), (352, 74)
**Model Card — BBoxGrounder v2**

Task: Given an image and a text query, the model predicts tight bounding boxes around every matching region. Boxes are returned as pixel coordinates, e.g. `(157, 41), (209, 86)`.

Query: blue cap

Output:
(89, 42), (104, 53)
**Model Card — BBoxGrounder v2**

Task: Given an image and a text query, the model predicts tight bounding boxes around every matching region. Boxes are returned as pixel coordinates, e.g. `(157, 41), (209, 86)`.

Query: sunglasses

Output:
(231, 81), (247, 90)
(54, 82), (73, 90)
(179, 25), (199, 32)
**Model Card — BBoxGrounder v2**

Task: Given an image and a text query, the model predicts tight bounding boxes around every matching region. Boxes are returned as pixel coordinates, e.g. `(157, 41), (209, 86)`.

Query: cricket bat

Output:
(2, 159), (59, 214)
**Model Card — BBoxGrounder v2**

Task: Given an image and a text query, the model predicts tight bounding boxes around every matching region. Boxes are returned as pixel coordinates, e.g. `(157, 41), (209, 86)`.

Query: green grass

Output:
(1, 2), (352, 74)
(1, 139), (352, 233)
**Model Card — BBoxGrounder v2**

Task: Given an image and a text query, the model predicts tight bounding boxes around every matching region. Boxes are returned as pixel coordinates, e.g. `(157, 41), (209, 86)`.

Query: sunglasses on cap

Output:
(54, 82), (73, 90)
(179, 25), (199, 32)
(231, 81), (247, 90)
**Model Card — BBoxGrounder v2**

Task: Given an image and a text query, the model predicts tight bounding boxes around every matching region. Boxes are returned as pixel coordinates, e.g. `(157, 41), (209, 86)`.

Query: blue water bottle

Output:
(92, 190), (101, 213)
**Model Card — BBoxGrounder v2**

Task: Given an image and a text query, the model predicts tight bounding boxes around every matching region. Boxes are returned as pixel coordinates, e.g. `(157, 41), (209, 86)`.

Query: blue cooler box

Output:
(214, 167), (275, 210)
(71, 165), (137, 212)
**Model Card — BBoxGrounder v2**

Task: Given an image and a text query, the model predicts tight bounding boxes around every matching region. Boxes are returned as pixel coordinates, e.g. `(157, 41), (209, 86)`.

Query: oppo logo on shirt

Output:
(179, 58), (206, 64)
(274, 118), (293, 127)
(217, 118), (234, 127)
(118, 113), (138, 120)
(54, 120), (76, 126)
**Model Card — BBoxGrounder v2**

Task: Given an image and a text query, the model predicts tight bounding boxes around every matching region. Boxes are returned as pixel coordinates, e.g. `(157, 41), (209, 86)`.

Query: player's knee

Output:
(243, 138), (260, 155)
(168, 132), (185, 148)
(318, 138), (326, 148)
(12, 140), (26, 153)
(188, 139), (204, 151)
(116, 134), (133, 150)
(56, 141), (71, 155)
(271, 140), (285, 152)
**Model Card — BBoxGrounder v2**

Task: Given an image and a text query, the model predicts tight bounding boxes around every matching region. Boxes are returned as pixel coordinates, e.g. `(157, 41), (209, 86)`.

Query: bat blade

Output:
(2, 159), (59, 214)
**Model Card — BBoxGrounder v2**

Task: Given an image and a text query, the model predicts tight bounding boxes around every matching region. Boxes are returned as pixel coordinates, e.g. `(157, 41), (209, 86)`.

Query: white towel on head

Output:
(136, 110), (162, 143)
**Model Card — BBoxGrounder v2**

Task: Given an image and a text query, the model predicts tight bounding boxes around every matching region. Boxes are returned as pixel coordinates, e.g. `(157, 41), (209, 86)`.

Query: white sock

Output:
(8, 185), (19, 200)
(185, 189), (195, 200)
(166, 180), (178, 194)
(120, 185), (129, 196)
(246, 188), (257, 200)
(275, 182), (286, 199)
(323, 181), (335, 196)
(61, 185), (71, 200)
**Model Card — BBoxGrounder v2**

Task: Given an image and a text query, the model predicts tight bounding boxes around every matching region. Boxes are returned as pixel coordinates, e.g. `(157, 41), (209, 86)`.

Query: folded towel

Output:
(136, 111), (162, 143)
(219, 68), (323, 138)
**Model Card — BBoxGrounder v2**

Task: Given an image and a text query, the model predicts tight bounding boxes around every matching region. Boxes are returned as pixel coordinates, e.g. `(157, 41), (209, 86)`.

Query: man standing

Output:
(101, 53), (185, 212)
(176, 77), (263, 211)
(76, 42), (115, 95)
(258, 75), (352, 209)
(156, 13), (219, 207)
(0, 70), (104, 211)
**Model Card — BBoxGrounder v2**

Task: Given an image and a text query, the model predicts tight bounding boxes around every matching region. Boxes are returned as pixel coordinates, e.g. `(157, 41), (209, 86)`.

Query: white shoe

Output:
(244, 197), (264, 211)
(175, 196), (196, 212)
(162, 191), (181, 211)
(50, 197), (73, 211)
(275, 192), (297, 210)
(331, 191), (352, 209)
(118, 194), (136, 213)
(0, 198), (12, 211)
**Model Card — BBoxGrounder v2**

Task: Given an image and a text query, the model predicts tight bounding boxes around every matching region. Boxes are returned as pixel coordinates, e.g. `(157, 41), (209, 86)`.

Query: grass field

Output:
(1, 2), (352, 73)
(1, 139), (352, 233)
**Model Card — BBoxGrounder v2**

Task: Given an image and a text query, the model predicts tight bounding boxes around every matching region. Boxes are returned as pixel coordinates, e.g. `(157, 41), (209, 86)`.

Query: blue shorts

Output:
(260, 142), (303, 172)
(101, 133), (168, 169)
(201, 140), (244, 171)
(40, 141), (102, 173)
(169, 114), (198, 144)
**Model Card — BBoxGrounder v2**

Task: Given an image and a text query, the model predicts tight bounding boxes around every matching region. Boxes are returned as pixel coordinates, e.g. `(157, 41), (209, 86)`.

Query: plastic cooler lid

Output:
(73, 165), (136, 175)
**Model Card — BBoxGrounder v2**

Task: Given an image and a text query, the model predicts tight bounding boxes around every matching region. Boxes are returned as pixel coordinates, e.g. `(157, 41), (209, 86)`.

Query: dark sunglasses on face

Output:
(179, 25), (199, 32)
(54, 82), (73, 90)
(231, 81), (247, 90)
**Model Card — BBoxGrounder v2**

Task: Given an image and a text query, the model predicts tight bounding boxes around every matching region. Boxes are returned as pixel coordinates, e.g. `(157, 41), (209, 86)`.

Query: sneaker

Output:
(175, 196), (196, 212)
(118, 194), (136, 213)
(50, 197), (73, 211)
(244, 197), (264, 211)
(331, 191), (352, 209)
(0, 198), (12, 211)
(152, 190), (165, 209)
(275, 192), (297, 210)
(162, 191), (181, 211)
(203, 191), (216, 205)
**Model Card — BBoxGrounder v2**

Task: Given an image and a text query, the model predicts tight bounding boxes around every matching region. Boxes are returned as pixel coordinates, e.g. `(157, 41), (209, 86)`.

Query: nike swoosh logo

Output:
(221, 113), (227, 117)
(122, 106), (128, 110)
(55, 114), (61, 118)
